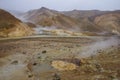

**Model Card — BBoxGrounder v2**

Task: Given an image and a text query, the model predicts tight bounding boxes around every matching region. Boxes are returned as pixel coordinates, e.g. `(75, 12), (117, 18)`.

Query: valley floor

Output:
(0, 36), (120, 80)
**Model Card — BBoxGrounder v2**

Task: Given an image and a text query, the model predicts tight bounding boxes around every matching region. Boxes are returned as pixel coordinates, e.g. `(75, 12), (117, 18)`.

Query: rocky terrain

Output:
(22, 7), (101, 33)
(0, 7), (120, 80)
(22, 7), (82, 32)
(0, 36), (119, 80)
(94, 13), (120, 35)
(21, 7), (120, 35)
(0, 8), (120, 37)
(0, 9), (34, 38)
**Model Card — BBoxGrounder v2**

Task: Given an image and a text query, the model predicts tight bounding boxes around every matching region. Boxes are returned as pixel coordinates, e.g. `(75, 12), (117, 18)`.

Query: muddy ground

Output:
(0, 37), (120, 80)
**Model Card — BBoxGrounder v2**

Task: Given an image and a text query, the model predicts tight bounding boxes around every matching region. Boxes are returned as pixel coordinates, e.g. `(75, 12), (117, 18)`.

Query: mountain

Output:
(23, 7), (101, 32)
(94, 12), (120, 35)
(22, 7), (120, 35)
(23, 7), (80, 31)
(62, 10), (119, 20)
(0, 9), (34, 38)
(63, 10), (120, 34)
(62, 10), (107, 20)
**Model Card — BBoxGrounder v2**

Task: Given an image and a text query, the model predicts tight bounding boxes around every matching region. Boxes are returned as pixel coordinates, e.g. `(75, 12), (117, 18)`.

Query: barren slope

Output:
(94, 13), (120, 35)
(0, 9), (34, 38)
(23, 7), (101, 32)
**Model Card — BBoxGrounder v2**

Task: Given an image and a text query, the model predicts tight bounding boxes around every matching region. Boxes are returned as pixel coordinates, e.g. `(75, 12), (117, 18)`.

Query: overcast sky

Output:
(0, 0), (120, 12)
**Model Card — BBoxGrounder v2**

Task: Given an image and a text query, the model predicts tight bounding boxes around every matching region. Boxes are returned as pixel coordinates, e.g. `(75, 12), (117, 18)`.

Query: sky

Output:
(0, 0), (120, 12)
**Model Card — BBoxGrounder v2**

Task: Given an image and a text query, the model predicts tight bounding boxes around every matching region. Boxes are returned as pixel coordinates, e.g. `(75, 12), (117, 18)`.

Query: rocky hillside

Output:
(63, 10), (120, 35)
(0, 9), (34, 38)
(94, 13), (120, 35)
(21, 7), (120, 35)
(23, 7), (101, 32)
(62, 10), (107, 20)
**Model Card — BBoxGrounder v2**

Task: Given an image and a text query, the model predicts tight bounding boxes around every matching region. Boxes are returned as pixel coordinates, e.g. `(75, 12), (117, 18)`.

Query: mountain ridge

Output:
(22, 7), (103, 33)
(0, 9), (34, 37)
(2, 7), (120, 36)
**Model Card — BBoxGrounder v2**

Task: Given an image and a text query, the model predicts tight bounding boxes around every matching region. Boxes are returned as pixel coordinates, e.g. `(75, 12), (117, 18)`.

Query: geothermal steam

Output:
(79, 37), (120, 58)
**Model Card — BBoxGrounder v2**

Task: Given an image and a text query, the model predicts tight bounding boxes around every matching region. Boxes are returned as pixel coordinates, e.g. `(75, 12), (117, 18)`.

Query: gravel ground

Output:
(0, 36), (119, 80)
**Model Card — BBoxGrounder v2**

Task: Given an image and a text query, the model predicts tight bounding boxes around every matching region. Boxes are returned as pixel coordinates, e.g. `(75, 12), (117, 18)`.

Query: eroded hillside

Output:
(0, 9), (34, 38)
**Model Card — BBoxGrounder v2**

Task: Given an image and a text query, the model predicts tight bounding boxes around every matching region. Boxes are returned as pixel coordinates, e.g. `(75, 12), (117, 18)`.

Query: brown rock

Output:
(51, 60), (78, 71)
